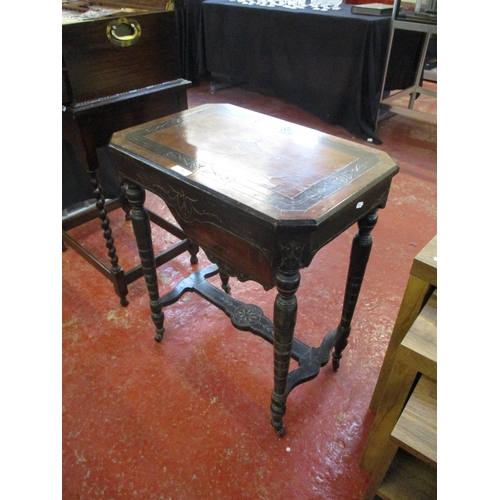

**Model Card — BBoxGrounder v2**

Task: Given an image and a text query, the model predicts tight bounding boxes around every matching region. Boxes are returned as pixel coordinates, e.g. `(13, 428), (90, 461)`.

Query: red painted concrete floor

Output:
(62, 80), (437, 499)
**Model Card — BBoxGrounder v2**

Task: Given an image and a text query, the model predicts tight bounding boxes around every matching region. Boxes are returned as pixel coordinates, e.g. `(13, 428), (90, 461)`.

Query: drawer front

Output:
(63, 10), (182, 103)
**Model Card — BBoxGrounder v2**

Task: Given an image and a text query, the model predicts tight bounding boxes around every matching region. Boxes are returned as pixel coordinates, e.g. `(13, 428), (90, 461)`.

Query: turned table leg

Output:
(126, 182), (166, 341)
(219, 272), (231, 293)
(270, 270), (301, 436)
(333, 210), (378, 371)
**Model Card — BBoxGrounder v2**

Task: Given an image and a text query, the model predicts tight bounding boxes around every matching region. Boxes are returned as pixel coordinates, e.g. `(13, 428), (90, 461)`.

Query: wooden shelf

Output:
(398, 291), (437, 380)
(377, 449), (437, 500)
(374, 377), (437, 499)
(369, 235), (436, 411)
(361, 291), (437, 476)
(361, 235), (437, 500)
(392, 375), (437, 467)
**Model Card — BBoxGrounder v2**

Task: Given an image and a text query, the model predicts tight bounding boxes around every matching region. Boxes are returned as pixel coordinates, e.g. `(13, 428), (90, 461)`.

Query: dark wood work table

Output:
(109, 103), (399, 435)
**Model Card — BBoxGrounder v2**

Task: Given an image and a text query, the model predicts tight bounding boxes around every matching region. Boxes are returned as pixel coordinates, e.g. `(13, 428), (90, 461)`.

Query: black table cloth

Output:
(176, 0), (208, 83)
(201, 0), (423, 142)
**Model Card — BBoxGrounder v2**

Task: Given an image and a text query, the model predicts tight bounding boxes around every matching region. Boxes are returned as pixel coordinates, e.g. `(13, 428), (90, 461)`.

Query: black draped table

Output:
(201, 0), (423, 143)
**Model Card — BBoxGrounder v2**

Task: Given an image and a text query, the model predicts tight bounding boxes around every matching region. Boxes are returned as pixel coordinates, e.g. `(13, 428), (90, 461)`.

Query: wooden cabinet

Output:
(62, 1), (188, 101)
(62, 1), (194, 306)
(361, 236), (437, 499)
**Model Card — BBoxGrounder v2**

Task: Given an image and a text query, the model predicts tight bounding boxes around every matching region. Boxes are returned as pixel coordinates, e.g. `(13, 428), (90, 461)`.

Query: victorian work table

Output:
(109, 104), (399, 435)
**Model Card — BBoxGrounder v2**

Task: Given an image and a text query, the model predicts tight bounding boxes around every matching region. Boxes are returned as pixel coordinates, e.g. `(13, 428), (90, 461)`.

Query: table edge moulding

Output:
(108, 103), (400, 435)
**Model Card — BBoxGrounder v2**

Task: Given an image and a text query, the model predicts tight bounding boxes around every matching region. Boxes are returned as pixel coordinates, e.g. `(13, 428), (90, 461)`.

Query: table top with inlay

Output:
(110, 103), (398, 287)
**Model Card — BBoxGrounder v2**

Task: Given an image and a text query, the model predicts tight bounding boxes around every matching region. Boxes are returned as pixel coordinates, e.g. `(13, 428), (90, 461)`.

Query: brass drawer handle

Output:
(106, 17), (141, 47)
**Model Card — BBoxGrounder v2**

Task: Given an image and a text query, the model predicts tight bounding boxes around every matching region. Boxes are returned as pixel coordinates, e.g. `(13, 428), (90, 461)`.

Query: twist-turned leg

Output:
(77, 119), (129, 306)
(333, 210), (378, 371)
(126, 182), (165, 342)
(89, 164), (129, 307)
(270, 270), (300, 436)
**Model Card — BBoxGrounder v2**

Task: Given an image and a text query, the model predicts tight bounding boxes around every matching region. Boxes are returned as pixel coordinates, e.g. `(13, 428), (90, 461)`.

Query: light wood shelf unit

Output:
(370, 236), (436, 411)
(361, 235), (437, 500)
(362, 290), (437, 470)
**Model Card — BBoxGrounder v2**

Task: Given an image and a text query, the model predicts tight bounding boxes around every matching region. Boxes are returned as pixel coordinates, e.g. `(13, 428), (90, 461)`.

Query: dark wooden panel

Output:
(63, 82), (190, 147)
(63, 6), (182, 103)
